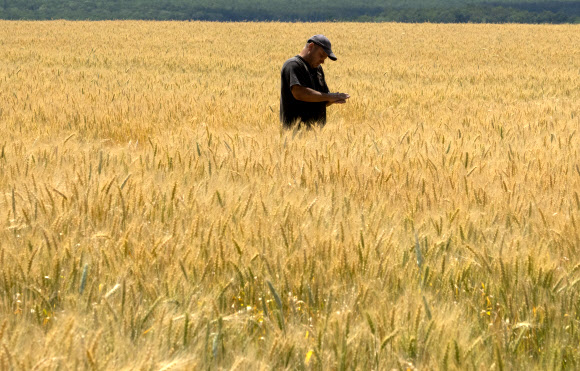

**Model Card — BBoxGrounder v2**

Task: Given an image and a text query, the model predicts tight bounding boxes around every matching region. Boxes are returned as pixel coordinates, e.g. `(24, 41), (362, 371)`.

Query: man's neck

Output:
(298, 52), (315, 69)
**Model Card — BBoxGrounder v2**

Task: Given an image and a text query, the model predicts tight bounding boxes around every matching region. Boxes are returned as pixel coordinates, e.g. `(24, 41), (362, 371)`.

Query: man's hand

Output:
(328, 92), (350, 102)
(326, 93), (350, 106)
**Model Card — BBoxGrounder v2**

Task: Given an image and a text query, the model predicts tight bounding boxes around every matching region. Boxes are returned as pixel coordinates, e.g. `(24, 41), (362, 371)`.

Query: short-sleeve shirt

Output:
(280, 56), (330, 128)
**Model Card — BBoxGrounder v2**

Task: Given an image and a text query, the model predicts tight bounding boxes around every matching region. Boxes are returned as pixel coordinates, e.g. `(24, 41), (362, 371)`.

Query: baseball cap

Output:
(307, 35), (337, 61)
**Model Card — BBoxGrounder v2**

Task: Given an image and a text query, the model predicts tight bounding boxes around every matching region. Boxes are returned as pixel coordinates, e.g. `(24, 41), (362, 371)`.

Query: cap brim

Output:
(321, 47), (337, 61)
(309, 39), (337, 61)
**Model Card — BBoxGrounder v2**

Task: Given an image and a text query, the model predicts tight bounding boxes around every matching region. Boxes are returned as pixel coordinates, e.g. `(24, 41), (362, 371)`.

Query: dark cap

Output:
(307, 35), (337, 61)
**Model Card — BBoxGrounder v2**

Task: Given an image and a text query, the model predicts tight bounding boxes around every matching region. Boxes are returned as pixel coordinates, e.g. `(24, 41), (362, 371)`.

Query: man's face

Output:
(310, 43), (328, 68)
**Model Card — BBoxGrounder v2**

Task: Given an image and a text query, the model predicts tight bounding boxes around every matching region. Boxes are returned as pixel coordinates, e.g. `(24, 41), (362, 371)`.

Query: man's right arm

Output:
(291, 85), (350, 104)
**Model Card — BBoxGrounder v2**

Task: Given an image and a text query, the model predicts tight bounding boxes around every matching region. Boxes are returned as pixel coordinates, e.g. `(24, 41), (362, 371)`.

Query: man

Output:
(280, 35), (350, 129)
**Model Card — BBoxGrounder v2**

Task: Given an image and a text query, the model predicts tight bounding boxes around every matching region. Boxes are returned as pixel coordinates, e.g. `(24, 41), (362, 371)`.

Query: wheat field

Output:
(1, 21), (580, 369)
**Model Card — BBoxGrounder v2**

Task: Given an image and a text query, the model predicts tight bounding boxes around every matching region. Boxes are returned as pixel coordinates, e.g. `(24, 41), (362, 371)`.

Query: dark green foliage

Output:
(1, 0), (580, 23)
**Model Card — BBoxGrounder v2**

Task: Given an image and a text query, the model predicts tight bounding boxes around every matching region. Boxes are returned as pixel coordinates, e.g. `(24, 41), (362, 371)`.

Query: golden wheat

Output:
(1, 20), (579, 369)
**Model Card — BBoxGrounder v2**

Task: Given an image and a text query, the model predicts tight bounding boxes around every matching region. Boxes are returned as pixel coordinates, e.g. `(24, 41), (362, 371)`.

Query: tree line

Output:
(1, 0), (579, 23)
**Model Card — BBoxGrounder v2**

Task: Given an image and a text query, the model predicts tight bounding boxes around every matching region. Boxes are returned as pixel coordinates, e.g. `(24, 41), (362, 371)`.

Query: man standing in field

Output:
(280, 35), (350, 129)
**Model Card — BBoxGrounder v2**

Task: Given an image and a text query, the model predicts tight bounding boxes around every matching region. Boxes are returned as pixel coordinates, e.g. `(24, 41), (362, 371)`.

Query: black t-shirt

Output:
(280, 56), (330, 127)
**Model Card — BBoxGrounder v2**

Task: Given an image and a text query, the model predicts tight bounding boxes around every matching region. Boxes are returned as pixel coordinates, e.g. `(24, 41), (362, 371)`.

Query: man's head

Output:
(300, 34), (337, 68)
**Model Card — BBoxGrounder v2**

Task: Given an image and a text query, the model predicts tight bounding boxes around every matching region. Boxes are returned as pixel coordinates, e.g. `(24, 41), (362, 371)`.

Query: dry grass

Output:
(1, 21), (580, 369)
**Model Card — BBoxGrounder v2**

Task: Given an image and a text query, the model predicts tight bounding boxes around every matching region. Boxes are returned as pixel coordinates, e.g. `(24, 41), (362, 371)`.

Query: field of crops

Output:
(1, 21), (580, 369)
